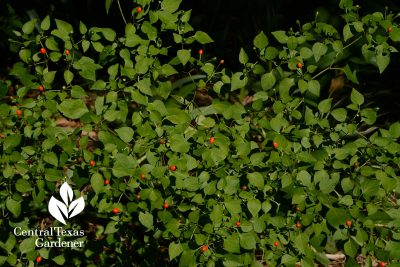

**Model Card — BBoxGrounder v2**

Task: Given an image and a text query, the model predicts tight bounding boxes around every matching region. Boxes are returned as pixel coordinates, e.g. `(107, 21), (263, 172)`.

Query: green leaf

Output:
(177, 49), (191, 65)
(318, 98), (332, 113)
(139, 212), (154, 229)
(104, 221), (118, 233)
(169, 242), (183, 261)
(161, 64), (178, 76)
(225, 200), (242, 215)
(73, 56), (102, 81)
(278, 78), (294, 102)
(91, 173), (104, 194)
(52, 19), (73, 40)
(247, 199), (261, 217)
(41, 15), (51, 31)
(376, 53), (390, 74)
(344, 239), (358, 258)
(253, 31), (269, 49)
(57, 99), (89, 119)
(82, 40), (90, 52)
(247, 172), (264, 189)
(239, 48), (249, 64)
(312, 42), (328, 62)
(271, 31), (288, 44)
(115, 127), (134, 143)
(43, 152), (58, 167)
(19, 49), (31, 64)
(296, 170), (312, 187)
(166, 109), (190, 124)
(43, 71), (56, 84)
(239, 233), (256, 250)
(326, 208), (349, 228)
(64, 70), (74, 84)
(265, 46), (279, 60)
(261, 72), (275, 90)
(300, 47), (313, 59)
(6, 198), (21, 217)
(19, 237), (36, 254)
(331, 108), (347, 122)
(308, 80), (320, 96)
(4, 134), (22, 150)
(45, 37), (59, 51)
(79, 21), (87, 34)
(161, 0), (182, 13)
(294, 233), (310, 255)
(105, 0), (114, 14)
(16, 179), (31, 192)
(389, 122), (400, 138)
(343, 65), (359, 84)
(210, 205), (223, 226)
(386, 241), (400, 259)
(101, 28), (116, 42)
(350, 88), (364, 105)
(112, 154), (135, 177)
(53, 255), (65, 265)
(231, 72), (248, 91)
(170, 134), (190, 153)
(343, 24), (353, 42)
(22, 19), (36, 34)
(194, 31), (214, 44)
(224, 234), (240, 253)
(389, 27), (400, 42)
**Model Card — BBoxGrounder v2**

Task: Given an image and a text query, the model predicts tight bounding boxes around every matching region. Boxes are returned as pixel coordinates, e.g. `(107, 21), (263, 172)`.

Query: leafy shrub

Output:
(1, 0), (400, 266)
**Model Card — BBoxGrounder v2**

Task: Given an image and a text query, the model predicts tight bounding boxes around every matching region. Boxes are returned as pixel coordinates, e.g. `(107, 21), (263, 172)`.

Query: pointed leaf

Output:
(169, 242), (183, 261)
(48, 196), (68, 224)
(60, 182), (73, 205)
(69, 197), (85, 218)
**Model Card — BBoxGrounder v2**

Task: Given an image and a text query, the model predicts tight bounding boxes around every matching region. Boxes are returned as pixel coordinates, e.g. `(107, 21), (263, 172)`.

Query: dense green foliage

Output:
(1, 0), (400, 266)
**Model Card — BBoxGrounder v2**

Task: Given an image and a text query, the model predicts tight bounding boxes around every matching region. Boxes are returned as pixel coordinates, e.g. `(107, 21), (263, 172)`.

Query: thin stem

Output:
(312, 67), (342, 80)
(343, 35), (362, 50)
(117, 0), (127, 24)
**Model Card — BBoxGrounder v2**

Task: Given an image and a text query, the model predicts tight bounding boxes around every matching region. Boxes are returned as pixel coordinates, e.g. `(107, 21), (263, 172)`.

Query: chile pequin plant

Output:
(1, 0), (400, 266)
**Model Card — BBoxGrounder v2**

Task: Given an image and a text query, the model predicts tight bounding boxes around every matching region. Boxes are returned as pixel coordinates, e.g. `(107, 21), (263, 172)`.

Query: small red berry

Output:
(235, 221), (241, 227)
(104, 179), (110, 185)
(137, 6), (143, 13)
(112, 207), (120, 214)
(178, 219), (183, 224)
(201, 245), (207, 252)
(345, 219), (352, 228)
(209, 137), (215, 144)
(140, 173), (145, 180)
(90, 160), (96, 167)
(296, 62), (303, 68)
(169, 165), (176, 171)
(135, 194), (141, 200)
(388, 26), (393, 33)
(219, 59), (225, 64)
(198, 49), (204, 55)
(39, 47), (47, 55)
(38, 85), (44, 91)
(273, 241), (280, 247)
(163, 202), (169, 209)
(65, 49), (70, 55)
(36, 256), (42, 263)
(241, 185), (248, 191)
(273, 142), (279, 149)
(379, 262), (387, 267)
(16, 110), (23, 117)
(295, 222), (302, 229)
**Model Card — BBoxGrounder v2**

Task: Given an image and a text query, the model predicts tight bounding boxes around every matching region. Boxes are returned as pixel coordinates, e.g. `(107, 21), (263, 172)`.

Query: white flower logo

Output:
(48, 182), (85, 225)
